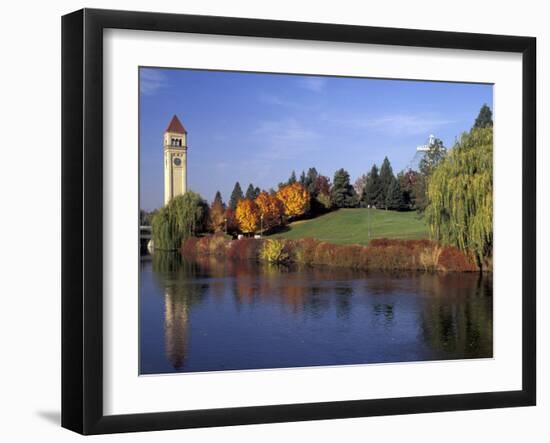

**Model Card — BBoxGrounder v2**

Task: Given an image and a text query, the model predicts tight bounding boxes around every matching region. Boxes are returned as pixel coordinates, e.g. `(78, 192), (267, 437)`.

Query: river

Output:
(140, 253), (492, 374)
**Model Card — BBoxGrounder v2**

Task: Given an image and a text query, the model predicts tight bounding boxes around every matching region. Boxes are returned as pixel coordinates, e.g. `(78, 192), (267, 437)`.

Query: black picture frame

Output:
(62, 8), (536, 435)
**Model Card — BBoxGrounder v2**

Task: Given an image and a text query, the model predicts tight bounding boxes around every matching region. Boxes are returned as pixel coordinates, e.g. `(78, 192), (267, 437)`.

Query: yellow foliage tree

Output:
(276, 183), (310, 218)
(255, 191), (284, 233)
(235, 199), (260, 234)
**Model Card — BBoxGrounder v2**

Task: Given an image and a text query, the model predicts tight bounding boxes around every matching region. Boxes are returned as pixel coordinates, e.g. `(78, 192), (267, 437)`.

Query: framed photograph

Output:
(62, 8), (536, 434)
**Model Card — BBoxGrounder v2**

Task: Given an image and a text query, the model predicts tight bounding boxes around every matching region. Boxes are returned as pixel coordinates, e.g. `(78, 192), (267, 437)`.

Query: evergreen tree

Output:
(288, 170), (297, 185)
(228, 182), (244, 210)
(331, 168), (357, 208)
(385, 178), (405, 210)
(378, 157), (395, 209)
(299, 170), (306, 185)
(363, 164), (382, 208)
(213, 190), (225, 209)
(305, 167), (319, 195)
(419, 138), (446, 177)
(473, 104), (493, 129)
(245, 183), (258, 200)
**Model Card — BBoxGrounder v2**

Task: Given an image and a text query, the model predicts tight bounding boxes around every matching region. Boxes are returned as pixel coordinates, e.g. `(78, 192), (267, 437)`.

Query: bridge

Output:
(140, 225), (152, 253)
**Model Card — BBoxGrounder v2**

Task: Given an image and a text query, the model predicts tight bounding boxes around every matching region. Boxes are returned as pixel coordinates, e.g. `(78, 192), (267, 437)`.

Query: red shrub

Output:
(181, 236), (199, 257)
(438, 246), (477, 272)
(227, 238), (260, 260)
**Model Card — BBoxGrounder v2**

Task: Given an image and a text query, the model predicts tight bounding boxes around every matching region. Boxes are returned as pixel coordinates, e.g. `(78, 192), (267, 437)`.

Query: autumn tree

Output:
(313, 174), (332, 211)
(315, 175), (331, 196)
(255, 191), (285, 233)
(276, 182), (310, 218)
(224, 207), (238, 234)
(236, 199), (260, 234)
(208, 190), (225, 232)
(229, 182), (244, 210)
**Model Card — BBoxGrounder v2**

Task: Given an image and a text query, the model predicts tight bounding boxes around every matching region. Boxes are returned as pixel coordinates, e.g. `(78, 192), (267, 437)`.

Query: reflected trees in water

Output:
(141, 252), (493, 373)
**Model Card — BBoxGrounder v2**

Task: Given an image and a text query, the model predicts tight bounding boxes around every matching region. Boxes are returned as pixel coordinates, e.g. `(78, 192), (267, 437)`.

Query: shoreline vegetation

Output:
(147, 105), (494, 273)
(181, 234), (482, 273)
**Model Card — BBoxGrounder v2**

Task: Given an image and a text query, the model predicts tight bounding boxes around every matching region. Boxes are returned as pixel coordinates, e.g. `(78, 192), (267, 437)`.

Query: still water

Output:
(140, 253), (492, 374)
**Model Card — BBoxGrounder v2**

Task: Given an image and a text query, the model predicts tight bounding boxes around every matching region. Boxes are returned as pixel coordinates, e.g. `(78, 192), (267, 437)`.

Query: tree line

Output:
(150, 103), (494, 268)
(148, 156), (443, 244)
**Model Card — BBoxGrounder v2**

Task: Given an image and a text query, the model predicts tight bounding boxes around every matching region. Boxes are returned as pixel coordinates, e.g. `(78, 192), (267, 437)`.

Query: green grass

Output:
(269, 208), (429, 246)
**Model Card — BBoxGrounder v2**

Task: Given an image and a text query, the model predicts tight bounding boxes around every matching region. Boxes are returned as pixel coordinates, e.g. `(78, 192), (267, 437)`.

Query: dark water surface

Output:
(140, 253), (492, 374)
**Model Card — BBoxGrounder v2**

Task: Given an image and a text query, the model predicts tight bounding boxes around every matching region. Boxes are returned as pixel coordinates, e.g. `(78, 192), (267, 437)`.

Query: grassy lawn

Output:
(269, 208), (429, 246)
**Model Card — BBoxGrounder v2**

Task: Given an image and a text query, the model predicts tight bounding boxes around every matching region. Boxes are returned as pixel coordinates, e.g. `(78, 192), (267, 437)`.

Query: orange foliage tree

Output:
(276, 183), (310, 218)
(208, 197), (225, 232)
(255, 191), (284, 233)
(235, 199), (260, 234)
(224, 207), (237, 233)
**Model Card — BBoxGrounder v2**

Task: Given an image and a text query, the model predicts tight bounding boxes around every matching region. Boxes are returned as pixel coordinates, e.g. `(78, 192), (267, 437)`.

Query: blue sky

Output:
(139, 67), (492, 211)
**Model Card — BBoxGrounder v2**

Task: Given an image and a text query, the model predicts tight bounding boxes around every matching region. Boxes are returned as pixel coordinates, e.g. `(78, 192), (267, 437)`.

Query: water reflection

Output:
(140, 253), (493, 374)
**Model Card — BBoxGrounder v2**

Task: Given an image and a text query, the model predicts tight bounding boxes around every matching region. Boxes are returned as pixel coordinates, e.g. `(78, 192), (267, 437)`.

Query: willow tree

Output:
(151, 191), (209, 250)
(426, 127), (493, 268)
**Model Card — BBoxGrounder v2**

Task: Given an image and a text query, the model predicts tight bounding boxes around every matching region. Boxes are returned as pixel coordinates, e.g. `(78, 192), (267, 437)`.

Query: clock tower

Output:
(163, 115), (188, 205)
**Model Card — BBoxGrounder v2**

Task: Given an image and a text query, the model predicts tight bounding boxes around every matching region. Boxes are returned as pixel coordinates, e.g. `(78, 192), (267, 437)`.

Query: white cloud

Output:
(251, 118), (320, 161)
(342, 113), (454, 136)
(258, 92), (319, 111)
(140, 69), (166, 95)
(258, 93), (294, 107)
(297, 77), (327, 93)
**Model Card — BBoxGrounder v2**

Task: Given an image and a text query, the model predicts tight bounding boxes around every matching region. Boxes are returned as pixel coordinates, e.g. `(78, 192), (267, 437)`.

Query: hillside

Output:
(269, 208), (429, 246)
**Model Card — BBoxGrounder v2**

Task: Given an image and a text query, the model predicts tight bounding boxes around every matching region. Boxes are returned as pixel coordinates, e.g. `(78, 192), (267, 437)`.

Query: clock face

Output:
(173, 157), (182, 166)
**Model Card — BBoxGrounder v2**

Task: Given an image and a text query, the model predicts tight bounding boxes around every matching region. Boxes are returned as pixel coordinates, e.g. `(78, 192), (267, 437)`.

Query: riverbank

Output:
(182, 234), (482, 272)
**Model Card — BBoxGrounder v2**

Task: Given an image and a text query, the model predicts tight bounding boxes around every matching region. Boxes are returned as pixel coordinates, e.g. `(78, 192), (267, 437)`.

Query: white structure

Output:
(416, 134), (437, 152)
(163, 115), (188, 205)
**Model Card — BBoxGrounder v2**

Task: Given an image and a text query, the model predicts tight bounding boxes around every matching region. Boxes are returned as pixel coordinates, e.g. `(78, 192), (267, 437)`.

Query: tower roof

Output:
(165, 115), (187, 134)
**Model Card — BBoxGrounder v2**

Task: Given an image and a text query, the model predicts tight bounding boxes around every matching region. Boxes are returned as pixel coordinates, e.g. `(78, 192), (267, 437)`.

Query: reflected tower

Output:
(164, 287), (190, 370)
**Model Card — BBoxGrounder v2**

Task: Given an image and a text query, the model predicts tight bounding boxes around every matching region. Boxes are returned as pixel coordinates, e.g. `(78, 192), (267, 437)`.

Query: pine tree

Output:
(473, 104), (493, 129)
(245, 183), (257, 200)
(331, 168), (357, 208)
(305, 167), (319, 195)
(228, 182), (244, 211)
(288, 170), (297, 185)
(299, 170), (306, 185)
(213, 190), (225, 209)
(363, 164), (382, 208)
(385, 178), (404, 211)
(419, 139), (446, 177)
(378, 157), (395, 209)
